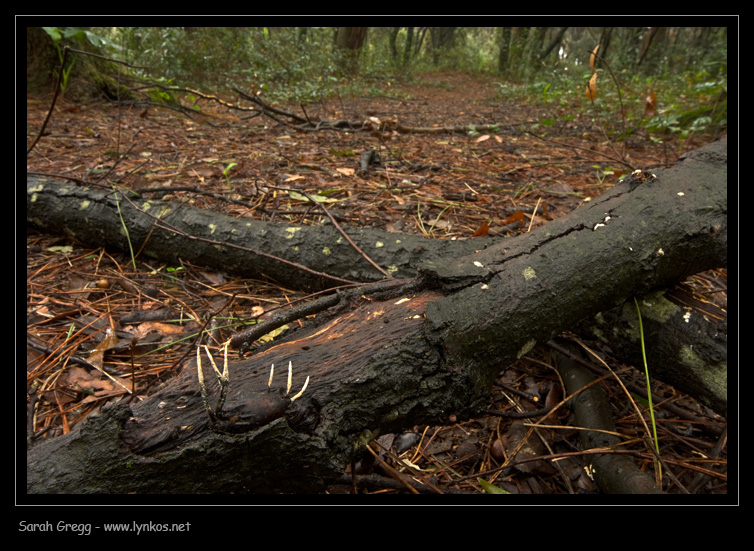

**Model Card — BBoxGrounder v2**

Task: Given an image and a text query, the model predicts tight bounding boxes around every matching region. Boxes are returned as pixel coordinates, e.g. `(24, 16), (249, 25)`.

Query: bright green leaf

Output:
(477, 478), (510, 494)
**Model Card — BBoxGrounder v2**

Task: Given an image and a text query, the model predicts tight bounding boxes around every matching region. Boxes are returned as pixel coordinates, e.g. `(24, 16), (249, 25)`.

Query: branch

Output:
(25, 138), (727, 493)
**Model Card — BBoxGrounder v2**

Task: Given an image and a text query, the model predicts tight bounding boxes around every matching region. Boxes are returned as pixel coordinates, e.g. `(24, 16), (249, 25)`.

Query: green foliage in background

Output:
(70, 26), (726, 140)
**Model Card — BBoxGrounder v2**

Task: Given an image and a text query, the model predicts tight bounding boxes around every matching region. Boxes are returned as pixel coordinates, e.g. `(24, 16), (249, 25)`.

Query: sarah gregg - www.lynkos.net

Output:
(19, 520), (192, 535)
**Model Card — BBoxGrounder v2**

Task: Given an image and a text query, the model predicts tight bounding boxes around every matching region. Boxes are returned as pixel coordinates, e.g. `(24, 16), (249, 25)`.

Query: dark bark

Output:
(553, 342), (664, 494)
(25, 138), (727, 494)
(26, 175), (481, 290)
(577, 284), (727, 417)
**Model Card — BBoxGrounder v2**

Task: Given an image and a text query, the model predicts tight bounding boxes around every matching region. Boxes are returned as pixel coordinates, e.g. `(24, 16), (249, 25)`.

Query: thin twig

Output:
(297, 189), (393, 279)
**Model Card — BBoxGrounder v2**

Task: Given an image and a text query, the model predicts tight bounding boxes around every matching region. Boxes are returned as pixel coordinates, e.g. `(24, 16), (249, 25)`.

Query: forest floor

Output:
(25, 70), (728, 495)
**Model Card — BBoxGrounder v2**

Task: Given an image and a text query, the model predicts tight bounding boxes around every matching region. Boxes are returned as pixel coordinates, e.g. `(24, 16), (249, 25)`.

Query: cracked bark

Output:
(25, 138), (727, 493)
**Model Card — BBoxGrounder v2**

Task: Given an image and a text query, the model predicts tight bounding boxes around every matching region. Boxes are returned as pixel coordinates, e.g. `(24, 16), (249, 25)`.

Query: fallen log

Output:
(232, 88), (517, 135)
(25, 138), (727, 493)
(26, 174), (481, 290)
(577, 283), (727, 417)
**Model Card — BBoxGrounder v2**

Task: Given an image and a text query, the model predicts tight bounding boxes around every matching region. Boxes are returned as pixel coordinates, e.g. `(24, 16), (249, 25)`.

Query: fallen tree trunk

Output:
(577, 283), (727, 417)
(26, 174), (481, 290)
(551, 340), (664, 494)
(25, 138), (727, 493)
(232, 87), (516, 135)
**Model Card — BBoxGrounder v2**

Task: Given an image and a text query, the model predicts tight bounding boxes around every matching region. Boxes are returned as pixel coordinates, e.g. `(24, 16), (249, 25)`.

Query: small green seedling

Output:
(223, 162), (238, 189)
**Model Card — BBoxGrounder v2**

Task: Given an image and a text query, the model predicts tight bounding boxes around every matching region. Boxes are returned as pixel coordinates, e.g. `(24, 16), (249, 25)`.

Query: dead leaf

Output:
(586, 73), (598, 101)
(501, 210), (525, 227)
(471, 220), (490, 237)
(589, 45), (600, 72)
(137, 321), (185, 336)
(644, 90), (657, 118)
(87, 328), (119, 369)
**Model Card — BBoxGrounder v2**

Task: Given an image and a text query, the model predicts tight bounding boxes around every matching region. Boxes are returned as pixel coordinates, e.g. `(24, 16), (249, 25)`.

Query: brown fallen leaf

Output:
(471, 220), (490, 237)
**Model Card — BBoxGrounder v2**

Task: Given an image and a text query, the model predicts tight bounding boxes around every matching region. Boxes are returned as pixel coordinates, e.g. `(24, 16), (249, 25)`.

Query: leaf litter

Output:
(26, 71), (726, 494)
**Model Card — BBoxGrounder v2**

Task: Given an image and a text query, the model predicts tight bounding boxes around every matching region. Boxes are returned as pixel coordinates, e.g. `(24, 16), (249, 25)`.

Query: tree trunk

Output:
(25, 138), (727, 493)
(576, 284), (727, 416)
(26, 26), (58, 93)
(26, 174), (484, 291)
(335, 27), (368, 75)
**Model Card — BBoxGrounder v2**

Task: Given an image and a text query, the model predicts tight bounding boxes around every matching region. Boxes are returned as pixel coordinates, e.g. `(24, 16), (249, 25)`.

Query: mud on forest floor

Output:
(25, 71), (727, 494)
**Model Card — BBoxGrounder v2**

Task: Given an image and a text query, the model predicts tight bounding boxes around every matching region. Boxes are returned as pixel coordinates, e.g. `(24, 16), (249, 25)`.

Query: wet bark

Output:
(26, 174), (482, 290)
(25, 138), (727, 494)
(576, 284), (727, 417)
(553, 342), (664, 494)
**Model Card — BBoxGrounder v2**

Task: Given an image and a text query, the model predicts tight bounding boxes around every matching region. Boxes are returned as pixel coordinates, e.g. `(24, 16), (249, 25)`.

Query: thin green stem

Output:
(112, 185), (137, 270)
(633, 297), (661, 473)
